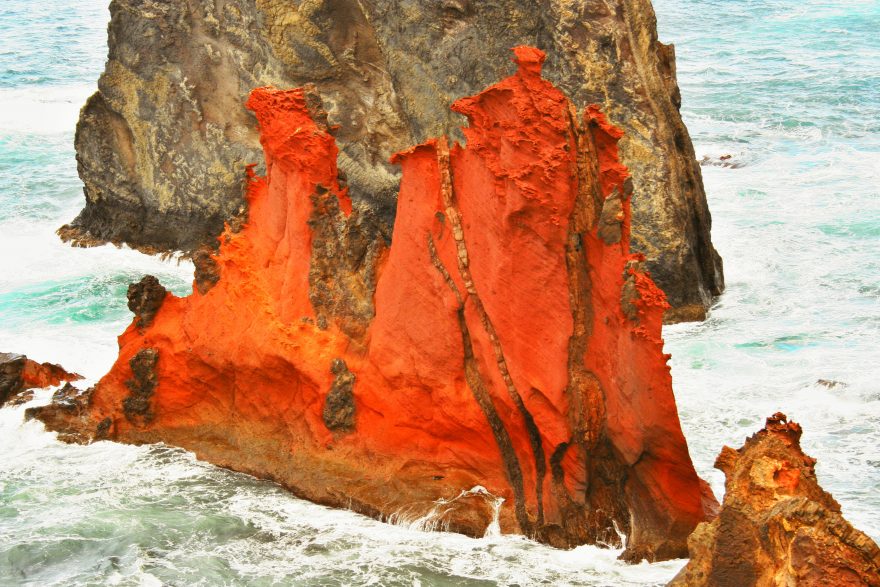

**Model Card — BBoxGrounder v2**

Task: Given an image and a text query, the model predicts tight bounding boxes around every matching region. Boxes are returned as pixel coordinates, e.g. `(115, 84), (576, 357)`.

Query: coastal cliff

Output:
(65, 0), (723, 322)
(35, 49), (717, 561)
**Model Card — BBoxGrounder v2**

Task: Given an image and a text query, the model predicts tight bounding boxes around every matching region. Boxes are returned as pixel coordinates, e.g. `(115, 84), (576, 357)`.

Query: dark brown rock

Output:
(669, 413), (880, 587)
(5, 390), (34, 407)
(25, 384), (97, 444)
(192, 245), (221, 295)
(122, 348), (159, 425)
(322, 358), (356, 432)
(126, 275), (167, 328)
(68, 0), (723, 320)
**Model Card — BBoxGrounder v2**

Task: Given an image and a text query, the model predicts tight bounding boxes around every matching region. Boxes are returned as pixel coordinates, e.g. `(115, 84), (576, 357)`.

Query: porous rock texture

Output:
(0, 352), (81, 407)
(66, 0), (723, 321)
(36, 49), (716, 561)
(669, 413), (880, 587)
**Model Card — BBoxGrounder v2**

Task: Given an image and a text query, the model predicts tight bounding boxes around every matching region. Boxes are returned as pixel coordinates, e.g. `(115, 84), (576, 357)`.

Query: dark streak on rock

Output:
(435, 138), (547, 529)
(192, 245), (221, 295)
(96, 417), (113, 439)
(457, 307), (531, 534)
(127, 276), (167, 328)
(427, 233), (531, 534)
(307, 185), (389, 339)
(322, 358), (356, 432)
(123, 348), (159, 425)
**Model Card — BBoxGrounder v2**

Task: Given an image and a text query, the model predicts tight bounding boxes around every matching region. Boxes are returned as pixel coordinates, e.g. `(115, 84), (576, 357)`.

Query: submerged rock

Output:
(36, 48), (716, 561)
(0, 352), (81, 407)
(669, 413), (880, 586)
(65, 0), (723, 321)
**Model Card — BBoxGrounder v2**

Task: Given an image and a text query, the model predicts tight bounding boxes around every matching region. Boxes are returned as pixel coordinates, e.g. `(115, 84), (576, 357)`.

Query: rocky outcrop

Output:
(0, 352), (82, 407)
(126, 275), (167, 328)
(670, 413), (880, 586)
(36, 49), (716, 561)
(65, 0), (723, 321)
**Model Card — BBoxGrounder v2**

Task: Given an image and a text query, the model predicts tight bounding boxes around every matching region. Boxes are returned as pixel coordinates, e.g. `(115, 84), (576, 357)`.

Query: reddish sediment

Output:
(33, 47), (715, 561)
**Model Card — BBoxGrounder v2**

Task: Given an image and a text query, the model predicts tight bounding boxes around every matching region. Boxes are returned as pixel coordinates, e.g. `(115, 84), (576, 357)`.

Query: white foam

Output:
(0, 85), (96, 135)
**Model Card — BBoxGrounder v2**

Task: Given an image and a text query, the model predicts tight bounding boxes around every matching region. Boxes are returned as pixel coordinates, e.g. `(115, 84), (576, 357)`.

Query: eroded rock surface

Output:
(38, 49), (715, 561)
(669, 413), (880, 586)
(66, 0), (723, 321)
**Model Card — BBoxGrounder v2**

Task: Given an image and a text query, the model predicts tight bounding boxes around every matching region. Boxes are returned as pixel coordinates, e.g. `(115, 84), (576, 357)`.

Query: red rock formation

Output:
(670, 414), (880, 586)
(0, 352), (81, 406)
(33, 47), (715, 561)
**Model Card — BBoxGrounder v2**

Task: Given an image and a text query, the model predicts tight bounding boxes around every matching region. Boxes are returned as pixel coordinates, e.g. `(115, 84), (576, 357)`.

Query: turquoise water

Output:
(0, 0), (878, 585)
(655, 0), (880, 545)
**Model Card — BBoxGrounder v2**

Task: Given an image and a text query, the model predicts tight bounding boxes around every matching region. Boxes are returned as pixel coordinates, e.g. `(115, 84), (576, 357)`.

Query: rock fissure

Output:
(456, 306), (532, 534)
(435, 136), (548, 529)
(427, 231), (530, 533)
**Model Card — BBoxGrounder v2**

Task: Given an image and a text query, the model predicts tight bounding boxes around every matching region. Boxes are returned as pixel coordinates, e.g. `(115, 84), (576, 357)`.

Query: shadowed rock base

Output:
(33, 48), (715, 562)
(669, 413), (880, 586)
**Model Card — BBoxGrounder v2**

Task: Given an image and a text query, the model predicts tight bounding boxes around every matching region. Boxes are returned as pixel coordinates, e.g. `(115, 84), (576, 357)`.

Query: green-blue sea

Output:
(1, 1), (878, 585)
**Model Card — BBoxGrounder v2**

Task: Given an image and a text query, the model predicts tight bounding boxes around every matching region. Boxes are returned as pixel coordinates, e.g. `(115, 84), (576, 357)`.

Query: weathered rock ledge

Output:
(35, 48), (716, 561)
(66, 0), (723, 322)
(0, 352), (81, 407)
(670, 413), (880, 586)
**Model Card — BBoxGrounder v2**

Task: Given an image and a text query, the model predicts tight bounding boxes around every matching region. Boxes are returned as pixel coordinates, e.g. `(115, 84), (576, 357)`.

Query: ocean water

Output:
(0, 0), (877, 585)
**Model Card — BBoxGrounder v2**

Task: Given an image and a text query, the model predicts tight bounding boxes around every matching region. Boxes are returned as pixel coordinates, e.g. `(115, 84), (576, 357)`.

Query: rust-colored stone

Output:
(669, 413), (880, 586)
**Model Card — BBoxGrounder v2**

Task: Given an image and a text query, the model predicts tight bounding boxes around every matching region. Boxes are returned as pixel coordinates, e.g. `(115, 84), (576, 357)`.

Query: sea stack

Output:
(65, 0), (723, 321)
(670, 414), (880, 586)
(34, 48), (716, 562)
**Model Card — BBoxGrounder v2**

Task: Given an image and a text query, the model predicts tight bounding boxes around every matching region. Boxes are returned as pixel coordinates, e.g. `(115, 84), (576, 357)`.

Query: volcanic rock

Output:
(65, 0), (723, 321)
(669, 413), (880, 586)
(0, 352), (81, 407)
(36, 48), (716, 561)
(126, 275), (167, 328)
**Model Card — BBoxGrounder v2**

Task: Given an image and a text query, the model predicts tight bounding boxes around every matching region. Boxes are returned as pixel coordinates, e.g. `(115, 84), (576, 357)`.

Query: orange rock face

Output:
(34, 47), (715, 561)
